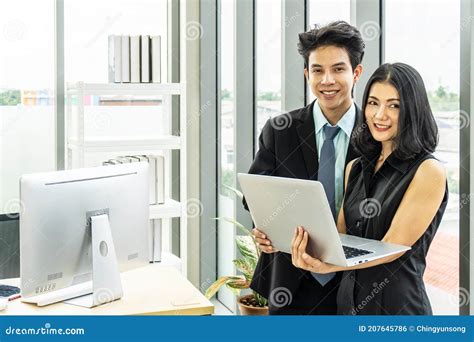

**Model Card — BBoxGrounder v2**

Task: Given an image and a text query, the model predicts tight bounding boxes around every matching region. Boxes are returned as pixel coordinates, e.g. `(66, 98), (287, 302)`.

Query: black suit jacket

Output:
(245, 100), (362, 306)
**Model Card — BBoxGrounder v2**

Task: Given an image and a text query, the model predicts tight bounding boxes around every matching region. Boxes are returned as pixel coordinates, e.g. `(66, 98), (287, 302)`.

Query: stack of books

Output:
(103, 154), (165, 262)
(108, 35), (161, 84)
(103, 154), (165, 205)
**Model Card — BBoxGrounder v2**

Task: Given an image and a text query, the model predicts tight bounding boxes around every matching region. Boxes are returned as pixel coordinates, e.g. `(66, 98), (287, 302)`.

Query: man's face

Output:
(304, 45), (362, 116)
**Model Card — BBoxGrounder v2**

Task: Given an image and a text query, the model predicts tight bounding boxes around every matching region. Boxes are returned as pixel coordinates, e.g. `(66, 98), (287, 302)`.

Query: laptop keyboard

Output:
(342, 245), (374, 259)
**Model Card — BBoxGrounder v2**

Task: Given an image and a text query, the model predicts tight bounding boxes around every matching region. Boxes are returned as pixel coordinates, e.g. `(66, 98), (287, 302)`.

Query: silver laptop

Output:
(238, 173), (410, 267)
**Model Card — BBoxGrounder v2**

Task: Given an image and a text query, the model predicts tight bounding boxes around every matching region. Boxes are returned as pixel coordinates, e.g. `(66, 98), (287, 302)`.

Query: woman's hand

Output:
(291, 226), (336, 274)
(253, 228), (278, 253)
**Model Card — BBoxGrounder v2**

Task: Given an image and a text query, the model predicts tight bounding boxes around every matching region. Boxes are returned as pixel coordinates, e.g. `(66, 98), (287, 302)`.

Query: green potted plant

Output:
(204, 186), (268, 315)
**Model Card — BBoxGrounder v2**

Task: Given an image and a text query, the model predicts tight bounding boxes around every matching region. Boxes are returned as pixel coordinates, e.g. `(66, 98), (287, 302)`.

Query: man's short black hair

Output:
(353, 63), (439, 160)
(297, 21), (365, 71)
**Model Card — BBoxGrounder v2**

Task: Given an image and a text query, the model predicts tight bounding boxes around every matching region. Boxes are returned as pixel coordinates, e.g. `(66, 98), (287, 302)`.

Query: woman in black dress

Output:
(291, 63), (448, 315)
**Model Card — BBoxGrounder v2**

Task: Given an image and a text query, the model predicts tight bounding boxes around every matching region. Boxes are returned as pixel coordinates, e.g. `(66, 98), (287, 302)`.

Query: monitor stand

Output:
(63, 214), (123, 308)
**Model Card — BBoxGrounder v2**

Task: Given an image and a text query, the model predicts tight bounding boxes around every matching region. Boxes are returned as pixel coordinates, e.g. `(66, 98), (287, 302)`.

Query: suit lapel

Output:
(295, 102), (362, 180)
(295, 101), (318, 180)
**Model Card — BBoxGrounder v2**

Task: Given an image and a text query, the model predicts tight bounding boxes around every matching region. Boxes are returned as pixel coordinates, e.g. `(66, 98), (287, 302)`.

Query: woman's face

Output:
(365, 82), (400, 143)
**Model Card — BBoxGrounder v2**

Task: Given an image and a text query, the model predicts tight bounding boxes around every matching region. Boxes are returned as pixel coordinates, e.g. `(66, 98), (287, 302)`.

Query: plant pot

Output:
(238, 294), (269, 316)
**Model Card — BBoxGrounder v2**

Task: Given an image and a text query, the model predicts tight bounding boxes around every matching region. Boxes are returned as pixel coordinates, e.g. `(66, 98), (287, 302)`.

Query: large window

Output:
(0, 0), (170, 215)
(0, 0), (55, 214)
(255, 0), (282, 144)
(384, 0), (460, 315)
(64, 0), (168, 146)
(64, 0), (167, 83)
(217, 0), (236, 311)
(308, 0), (351, 26)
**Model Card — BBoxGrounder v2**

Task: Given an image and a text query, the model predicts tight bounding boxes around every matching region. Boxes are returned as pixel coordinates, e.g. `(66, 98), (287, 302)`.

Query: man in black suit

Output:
(245, 21), (365, 315)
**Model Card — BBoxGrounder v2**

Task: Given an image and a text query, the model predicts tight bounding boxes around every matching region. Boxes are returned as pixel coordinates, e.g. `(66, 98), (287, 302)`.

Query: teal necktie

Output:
(312, 124), (339, 286)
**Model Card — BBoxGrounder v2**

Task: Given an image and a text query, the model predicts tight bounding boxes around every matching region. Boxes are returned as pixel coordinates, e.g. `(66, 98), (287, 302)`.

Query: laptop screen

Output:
(0, 214), (20, 280)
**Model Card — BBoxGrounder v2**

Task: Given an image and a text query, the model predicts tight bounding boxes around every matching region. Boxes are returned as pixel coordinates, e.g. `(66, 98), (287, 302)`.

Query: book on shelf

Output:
(108, 35), (122, 83)
(108, 34), (161, 84)
(128, 155), (157, 205)
(103, 154), (164, 206)
(121, 35), (131, 83)
(149, 219), (162, 262)
(103, 159), (122, 165)
(149, 154), (165, 205)
(140, 35), (151, 83)
(102, 154), (165, 263)
(117, 156), (133, 163)
(151, 35), (161, 83)
(130, 35), (141, 83)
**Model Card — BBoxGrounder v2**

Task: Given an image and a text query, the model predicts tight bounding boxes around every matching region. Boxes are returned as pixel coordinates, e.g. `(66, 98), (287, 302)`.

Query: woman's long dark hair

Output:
(353, 63), (438, 160)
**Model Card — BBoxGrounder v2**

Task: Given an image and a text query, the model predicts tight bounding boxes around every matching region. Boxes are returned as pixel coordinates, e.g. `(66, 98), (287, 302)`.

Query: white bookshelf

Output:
(68, 136), (181, 152)
(149, 199), (181, 219)
(65, 81), (187, 276)
(67, 82), (182, 96)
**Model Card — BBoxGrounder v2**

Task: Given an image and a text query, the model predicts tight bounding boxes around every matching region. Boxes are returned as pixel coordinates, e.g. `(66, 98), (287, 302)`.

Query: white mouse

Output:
(0, 298), (8, 311)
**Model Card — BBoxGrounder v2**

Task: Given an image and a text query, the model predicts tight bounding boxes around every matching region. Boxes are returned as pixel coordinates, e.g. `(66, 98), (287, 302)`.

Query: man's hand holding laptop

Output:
(252, 228), (277, 254)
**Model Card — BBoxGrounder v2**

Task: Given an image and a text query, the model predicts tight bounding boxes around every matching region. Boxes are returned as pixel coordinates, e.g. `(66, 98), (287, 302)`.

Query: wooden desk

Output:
(1, 265), (214, 315)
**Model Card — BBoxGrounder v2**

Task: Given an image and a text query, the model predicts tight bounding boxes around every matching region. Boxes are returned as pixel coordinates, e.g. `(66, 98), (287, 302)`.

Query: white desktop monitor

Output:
(19, 162), (149, 307)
